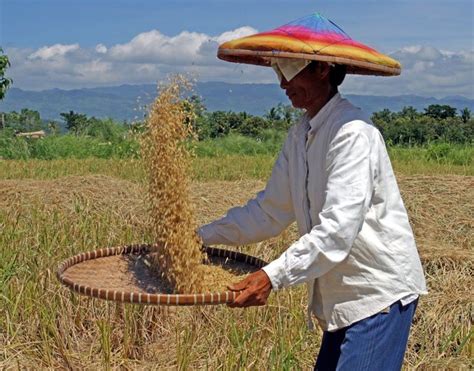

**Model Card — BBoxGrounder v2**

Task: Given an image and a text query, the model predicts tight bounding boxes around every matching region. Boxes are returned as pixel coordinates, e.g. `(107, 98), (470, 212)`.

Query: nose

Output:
(280, 77), (290, 89)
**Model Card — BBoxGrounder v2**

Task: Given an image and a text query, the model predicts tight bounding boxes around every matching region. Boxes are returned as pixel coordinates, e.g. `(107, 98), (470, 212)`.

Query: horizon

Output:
(7, 82), (474, 101)
(3, 81), (473, 123)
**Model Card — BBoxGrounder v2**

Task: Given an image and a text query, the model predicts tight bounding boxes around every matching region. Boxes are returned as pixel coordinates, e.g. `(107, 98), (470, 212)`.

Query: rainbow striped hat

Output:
(218, 13), (401, 76)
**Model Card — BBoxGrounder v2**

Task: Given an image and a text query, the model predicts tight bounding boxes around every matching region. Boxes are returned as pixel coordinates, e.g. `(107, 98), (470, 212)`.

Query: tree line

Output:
(0, 99), (473, 147)
(372, 105), (472, 145)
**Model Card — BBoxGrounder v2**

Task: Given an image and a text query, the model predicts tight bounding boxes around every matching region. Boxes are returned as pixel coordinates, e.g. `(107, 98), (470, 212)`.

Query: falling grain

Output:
(141, 75), (205, 293)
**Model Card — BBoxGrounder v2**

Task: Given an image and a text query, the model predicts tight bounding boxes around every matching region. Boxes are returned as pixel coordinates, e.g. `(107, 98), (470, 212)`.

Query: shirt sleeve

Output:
(198, 133), (296, 246)
(262, 122), (374, 289)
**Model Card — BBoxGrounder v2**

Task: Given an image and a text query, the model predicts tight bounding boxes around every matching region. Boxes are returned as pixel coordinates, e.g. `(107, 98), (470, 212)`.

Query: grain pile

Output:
(141, 76), (206, 293)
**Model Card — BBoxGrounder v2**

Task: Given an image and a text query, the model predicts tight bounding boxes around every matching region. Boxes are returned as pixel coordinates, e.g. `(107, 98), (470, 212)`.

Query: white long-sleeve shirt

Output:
(199, 93), (427, 331)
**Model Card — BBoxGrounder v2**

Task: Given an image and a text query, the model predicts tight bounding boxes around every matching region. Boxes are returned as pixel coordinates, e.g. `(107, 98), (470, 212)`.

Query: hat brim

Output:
(218, 48), (401, 77)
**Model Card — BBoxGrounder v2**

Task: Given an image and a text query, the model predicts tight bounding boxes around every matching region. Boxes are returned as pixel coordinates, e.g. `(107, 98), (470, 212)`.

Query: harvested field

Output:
(0, 173), (472, 369)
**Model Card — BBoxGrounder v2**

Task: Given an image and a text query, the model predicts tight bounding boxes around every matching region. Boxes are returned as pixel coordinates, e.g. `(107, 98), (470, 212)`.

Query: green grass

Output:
(0, 133), (140, 160)
(194, 132), (286, 157)
(0, 146), (472, 185)
(2, 131), (472, 176)
(388, 144), (473, 175)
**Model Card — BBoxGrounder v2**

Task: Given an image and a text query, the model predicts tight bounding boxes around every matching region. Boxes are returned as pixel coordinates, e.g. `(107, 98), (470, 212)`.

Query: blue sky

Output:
(1, 0), (473, 97)
(2, 0), (472, 50)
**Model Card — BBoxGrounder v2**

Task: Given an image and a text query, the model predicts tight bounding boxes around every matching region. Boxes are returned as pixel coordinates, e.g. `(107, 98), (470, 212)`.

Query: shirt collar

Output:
(307, 93), (342, 135)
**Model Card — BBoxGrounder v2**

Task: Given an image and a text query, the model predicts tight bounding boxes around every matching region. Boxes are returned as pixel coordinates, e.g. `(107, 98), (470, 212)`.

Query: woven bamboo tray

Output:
(57, 244), (267, 306)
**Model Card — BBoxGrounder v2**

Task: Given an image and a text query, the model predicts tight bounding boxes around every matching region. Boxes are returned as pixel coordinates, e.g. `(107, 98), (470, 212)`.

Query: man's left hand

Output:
(227, 270), (272, 308)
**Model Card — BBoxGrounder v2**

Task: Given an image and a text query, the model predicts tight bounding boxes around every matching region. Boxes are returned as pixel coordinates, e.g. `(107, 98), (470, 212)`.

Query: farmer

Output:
(198, 14), (427, 370)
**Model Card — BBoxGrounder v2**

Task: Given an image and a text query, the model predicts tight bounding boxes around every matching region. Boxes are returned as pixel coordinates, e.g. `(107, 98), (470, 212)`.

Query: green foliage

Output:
(3, 108), (44, 132)
(195, 111), (246, 139)
(372, 105), (473, 146)
(186, 94), (206, 118)
(0, 102), (472, 163)
(28, 134), (140, 160)
(0, 112), (139, 160)
(424, 104), (457, 120)
(426, 143), (452, 162)
(388, 144), (473, 169)
(46, 121), (61, 135)
(194, 130), (286, 157)
(83, 117), (128, 141)
(192, 103), (301, 141)
(460, 108), (471, 123)
(60, 111), (89, 134)
(237, 116), (271, 139)
(264, 103), (303, 126)
(0, 128), (30, 159)
(425, 143), (473, 166)
(0, 47), (12, 100)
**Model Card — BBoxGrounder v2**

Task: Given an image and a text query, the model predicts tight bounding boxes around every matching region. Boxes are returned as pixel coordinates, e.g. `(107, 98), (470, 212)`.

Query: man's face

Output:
(279, 63), (330, 111)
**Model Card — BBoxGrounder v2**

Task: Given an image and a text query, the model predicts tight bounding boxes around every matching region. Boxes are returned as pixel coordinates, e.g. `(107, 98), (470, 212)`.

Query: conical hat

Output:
(218, 13), (401, 76)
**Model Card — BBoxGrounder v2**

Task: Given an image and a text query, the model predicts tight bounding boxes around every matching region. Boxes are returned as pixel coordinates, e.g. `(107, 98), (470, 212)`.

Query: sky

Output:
(1, 0), (473, 98)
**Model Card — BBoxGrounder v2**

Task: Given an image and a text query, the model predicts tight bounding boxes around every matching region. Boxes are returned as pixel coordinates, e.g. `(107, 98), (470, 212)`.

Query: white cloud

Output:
(28, 43), (80, 60)
(6, 27), (262, 90)
(95, 44), (107, 54)
(108, 30), (207, 64)
(5, 32), (473, 99)
(343, 46), (474, 98)
(215, 26), (258, 44)
(106, 26), (256, 66)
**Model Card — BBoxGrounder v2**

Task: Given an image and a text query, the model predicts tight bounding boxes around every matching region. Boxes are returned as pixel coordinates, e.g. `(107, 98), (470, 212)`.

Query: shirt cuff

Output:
(262, 254), (288, 290)
(197, 224), (218, 245)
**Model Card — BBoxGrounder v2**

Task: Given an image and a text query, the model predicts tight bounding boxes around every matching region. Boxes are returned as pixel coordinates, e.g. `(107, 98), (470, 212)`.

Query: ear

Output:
(317, 63), (331, 80)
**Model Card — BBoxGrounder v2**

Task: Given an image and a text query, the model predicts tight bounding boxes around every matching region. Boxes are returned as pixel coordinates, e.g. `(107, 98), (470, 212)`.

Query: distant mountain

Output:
(1, 82), (473, 122)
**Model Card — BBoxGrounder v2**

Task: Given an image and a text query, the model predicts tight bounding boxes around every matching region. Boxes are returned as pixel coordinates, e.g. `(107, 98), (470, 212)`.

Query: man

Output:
(199, 14), (427, 370)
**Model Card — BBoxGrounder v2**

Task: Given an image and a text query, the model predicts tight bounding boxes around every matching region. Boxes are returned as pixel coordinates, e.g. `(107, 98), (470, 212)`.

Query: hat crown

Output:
(280, 13), (351, 41)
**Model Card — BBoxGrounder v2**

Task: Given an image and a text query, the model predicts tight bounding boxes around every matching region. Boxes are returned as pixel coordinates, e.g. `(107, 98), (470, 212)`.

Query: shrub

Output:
(0, 129), (30, 159)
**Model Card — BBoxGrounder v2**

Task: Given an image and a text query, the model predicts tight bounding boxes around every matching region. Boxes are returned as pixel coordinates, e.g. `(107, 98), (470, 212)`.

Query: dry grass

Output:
(398, 175), (473, 369)
(0, 170), (472, 369)
(400, 175), (473, 258)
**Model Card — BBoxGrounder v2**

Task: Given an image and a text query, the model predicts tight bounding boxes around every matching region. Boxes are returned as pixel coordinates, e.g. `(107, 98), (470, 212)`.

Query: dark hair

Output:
(329, 63), (347, 87)
(308, 61), (347, 88)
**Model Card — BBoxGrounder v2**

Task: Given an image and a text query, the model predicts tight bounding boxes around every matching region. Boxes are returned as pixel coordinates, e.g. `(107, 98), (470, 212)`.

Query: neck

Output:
(306, 88), (337, 119)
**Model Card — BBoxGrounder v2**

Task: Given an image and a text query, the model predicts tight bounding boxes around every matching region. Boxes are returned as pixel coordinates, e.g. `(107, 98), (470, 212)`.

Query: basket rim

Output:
(56, 244), (267, 306)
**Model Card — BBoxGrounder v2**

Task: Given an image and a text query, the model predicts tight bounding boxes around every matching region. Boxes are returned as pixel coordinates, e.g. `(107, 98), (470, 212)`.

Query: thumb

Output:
(227, 277), (249, 291)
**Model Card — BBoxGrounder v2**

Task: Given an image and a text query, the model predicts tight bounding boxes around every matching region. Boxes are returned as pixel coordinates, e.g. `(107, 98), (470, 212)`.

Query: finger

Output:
(227, 278), (250, 291)
(234, 296), (266, 308)
(230, 270), (263, 291)
(228, 288), (268, 308)
(227, 283), (243, 291)
(228, 289), (253, 308)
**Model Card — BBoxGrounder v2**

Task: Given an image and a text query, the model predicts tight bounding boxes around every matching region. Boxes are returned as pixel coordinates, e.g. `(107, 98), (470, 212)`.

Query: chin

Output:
(290, 101), (304, 109)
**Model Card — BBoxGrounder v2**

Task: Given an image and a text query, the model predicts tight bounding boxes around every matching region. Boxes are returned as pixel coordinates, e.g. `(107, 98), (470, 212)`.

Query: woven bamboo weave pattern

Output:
(57, 244), (266, 306)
